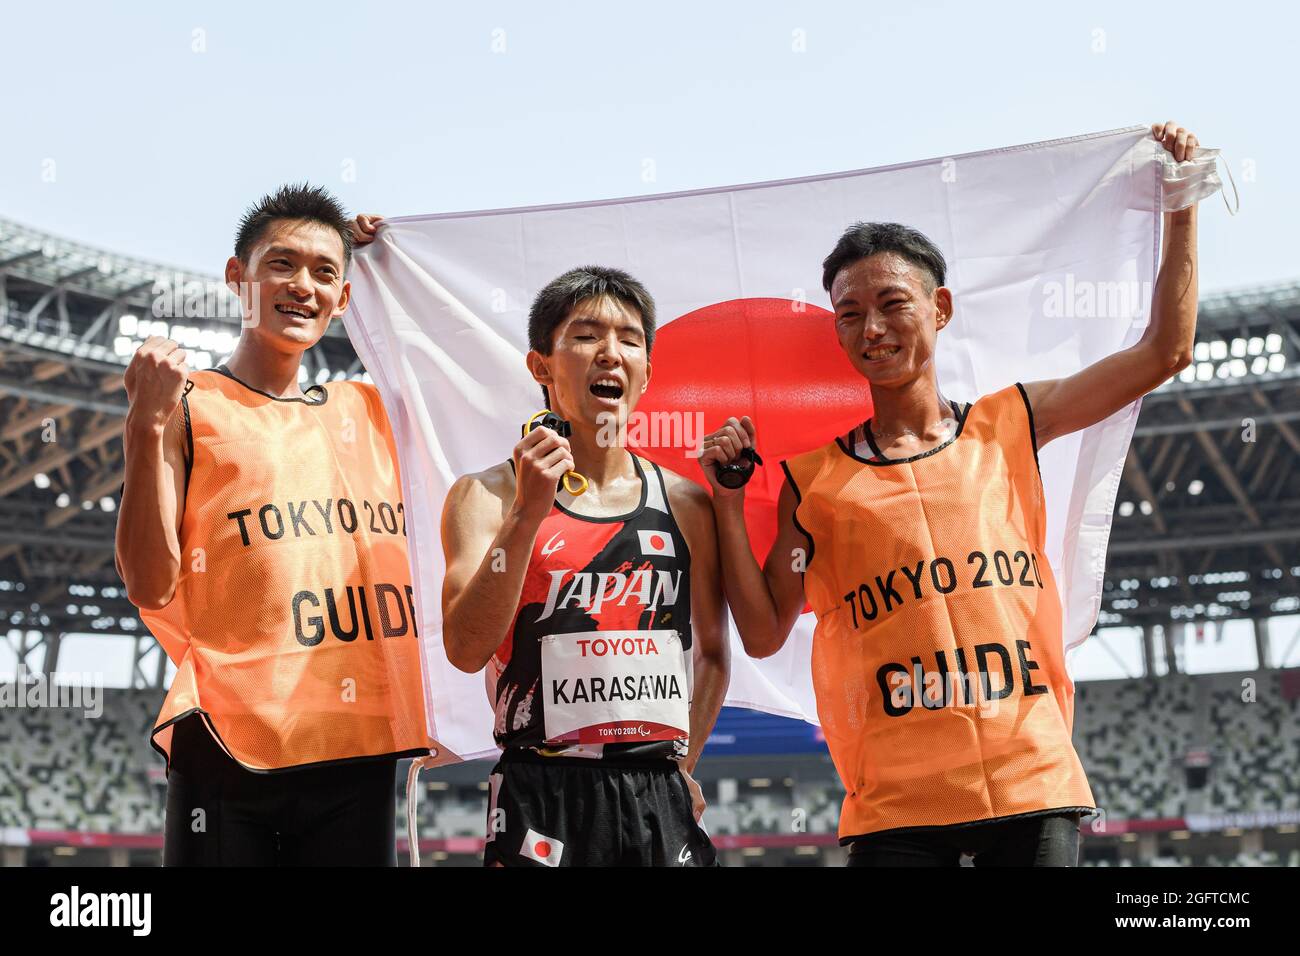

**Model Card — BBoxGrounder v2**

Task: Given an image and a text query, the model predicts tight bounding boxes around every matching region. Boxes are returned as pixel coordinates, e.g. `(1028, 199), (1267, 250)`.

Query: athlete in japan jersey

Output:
(489, 454), (692, 763)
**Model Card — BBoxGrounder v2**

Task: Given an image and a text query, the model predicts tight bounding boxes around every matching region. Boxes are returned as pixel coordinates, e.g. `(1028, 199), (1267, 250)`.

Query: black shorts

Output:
(162, 714), (398, 866)
(482, 750), (718, 867)
(846, 811), (1083, 867)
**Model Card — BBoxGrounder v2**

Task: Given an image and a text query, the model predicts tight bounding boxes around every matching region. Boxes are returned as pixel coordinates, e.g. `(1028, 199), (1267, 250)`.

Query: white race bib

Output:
(541, 629), (689, 745)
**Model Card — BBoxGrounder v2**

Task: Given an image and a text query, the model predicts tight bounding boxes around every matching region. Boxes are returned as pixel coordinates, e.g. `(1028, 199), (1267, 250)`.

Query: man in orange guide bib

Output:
(439, 265), (731, 866)
(116, 186), (429, 866)
(700, 122), (1203, 866)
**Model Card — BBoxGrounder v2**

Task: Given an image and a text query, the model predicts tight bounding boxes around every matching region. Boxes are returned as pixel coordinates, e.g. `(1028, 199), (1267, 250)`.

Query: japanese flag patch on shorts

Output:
(520, 828), (564, 867)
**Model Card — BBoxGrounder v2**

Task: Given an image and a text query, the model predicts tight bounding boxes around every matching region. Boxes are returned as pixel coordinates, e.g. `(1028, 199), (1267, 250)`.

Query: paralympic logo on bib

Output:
(589, 723), (656, 739)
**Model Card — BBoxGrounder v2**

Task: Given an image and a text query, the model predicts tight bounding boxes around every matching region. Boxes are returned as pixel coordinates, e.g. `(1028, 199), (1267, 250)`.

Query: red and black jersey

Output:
(489, 455), (692, 763)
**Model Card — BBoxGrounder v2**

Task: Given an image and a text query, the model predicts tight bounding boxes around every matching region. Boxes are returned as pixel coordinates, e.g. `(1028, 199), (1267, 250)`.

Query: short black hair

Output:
(527, 266), (656, 407)
(821, 222), (947, 295)
(235, 183), (354, 270)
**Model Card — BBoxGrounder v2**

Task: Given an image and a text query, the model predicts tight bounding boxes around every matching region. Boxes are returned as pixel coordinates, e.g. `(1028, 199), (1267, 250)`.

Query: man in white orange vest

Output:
(700, 122), (1204, 866)
(117, 185), (428, 866)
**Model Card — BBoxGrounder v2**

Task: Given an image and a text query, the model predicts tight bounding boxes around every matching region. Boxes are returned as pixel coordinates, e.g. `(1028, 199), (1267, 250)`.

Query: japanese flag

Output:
(521, 828), (564, 867)
(345, 126), (1160, 762)
(638, 529), (676, 558)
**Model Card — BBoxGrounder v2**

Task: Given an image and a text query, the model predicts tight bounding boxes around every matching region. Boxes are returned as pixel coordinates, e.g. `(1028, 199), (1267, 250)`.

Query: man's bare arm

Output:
(115, 338), (189, 610)
(1025, 122), (1200, 447)
(703, 417), (807, 658)
(664, 475), (730, 774)
(441, 426), (575, 673)
(440, 472), (533, 673)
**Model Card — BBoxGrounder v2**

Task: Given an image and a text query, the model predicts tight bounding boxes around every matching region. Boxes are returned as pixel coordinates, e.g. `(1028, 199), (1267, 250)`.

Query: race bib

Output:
(541, 630), (689, 745)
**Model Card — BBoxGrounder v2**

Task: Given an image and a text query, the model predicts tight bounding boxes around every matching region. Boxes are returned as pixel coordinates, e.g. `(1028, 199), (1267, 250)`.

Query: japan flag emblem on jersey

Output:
(637, 529), (675, 558)
(521, 828), (564, 867)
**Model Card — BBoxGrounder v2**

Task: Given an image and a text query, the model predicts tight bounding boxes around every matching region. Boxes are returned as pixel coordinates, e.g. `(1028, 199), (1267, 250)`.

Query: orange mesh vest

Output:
(783, 384), (1094, 842)
(140, 368), (429, 771)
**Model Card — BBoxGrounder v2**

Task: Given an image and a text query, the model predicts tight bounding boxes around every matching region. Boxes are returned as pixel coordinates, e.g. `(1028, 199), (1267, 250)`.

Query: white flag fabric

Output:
(344, 126), (1162, 762)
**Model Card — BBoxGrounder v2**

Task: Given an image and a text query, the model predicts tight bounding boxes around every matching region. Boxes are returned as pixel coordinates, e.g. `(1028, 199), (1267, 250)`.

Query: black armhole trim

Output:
(648, 459), (692, 569)
(180, 392), (194, 499)
(780, 460), (815, 573)
(1014, 382), (1042, 476)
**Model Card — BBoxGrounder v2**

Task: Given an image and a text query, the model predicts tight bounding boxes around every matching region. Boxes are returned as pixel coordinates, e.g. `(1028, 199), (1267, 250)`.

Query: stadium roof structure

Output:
(1104, 280), (1300, 671)
(0, 216), (1296, 686)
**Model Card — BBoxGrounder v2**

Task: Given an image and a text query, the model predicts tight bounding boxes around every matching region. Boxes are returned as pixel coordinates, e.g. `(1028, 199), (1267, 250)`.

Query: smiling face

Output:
(527, 294), (652, 428)
(224, 218), (350, 355)
(829, 252), (952, 389)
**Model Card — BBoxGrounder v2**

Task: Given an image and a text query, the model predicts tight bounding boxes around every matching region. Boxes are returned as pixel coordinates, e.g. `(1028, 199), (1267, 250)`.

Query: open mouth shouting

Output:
(275, 301), (318, 322)
(589, 376), (626, 406)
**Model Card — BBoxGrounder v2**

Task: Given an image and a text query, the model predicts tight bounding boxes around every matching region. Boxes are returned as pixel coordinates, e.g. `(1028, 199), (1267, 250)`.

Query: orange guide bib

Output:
(783, 384), (1094, 841)
(141, 369), (429, 771)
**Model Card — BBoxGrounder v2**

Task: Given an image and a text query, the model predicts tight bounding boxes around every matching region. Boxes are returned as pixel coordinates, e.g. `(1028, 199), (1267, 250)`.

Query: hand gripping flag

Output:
(345, 126), (1163, 762)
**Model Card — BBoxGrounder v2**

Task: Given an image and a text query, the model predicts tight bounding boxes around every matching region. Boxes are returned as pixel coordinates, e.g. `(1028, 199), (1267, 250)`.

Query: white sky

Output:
(2, 1), (1295, 290)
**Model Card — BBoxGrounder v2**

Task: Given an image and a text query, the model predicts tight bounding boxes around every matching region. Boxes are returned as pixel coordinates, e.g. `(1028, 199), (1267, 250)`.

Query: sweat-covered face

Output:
(829, 252), (952, 389)
(528, 294), (652, 429)
(224, 219), (350, 353)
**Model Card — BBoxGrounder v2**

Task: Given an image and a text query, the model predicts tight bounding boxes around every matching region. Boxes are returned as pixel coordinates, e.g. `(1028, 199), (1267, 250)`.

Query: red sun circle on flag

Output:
(649, 534), (665, 551)
(534, 841), (552, 858)
(634, 298), (873, 568)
